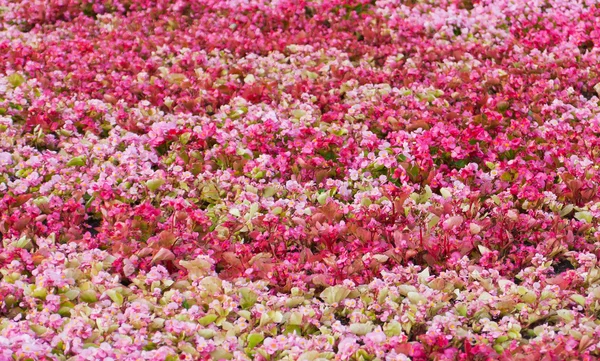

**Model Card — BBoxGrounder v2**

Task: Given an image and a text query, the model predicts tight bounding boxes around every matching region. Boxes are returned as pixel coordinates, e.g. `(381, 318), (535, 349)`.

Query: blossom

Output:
(1, 0), (599, 359)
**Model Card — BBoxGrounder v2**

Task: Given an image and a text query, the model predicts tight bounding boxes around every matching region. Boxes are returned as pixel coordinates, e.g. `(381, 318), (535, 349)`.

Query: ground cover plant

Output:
(1, 0), (600, 359)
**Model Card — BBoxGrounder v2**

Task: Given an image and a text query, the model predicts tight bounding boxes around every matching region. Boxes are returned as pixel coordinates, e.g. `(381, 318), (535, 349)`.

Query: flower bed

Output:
(1, 0), (600, 359)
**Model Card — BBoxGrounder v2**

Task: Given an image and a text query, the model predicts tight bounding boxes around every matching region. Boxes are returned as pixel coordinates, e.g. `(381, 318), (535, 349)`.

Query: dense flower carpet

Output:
(1, 0), (600, 359)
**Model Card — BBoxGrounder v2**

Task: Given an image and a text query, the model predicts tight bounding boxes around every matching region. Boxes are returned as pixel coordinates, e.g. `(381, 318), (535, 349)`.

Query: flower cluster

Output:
(1, 0), (600, 359)
(3, 241), (600, 360)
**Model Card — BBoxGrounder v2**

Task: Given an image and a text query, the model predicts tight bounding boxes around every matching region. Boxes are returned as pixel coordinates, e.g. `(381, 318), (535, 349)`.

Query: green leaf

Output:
(559, 204), (574, 217)
(179, 257), (213, 281)
(574, 211), (593, 223)
(317, 192), (329, 205)
(198, 329), (215, 339)
(15, 236), (32, 249)
(289, 311), (303, 325)
(349, 323), (373, 336)
(198, 314), (218, 326)
(291, 109), (306, 119)
(485, 161), (496, 170)
(453, 159), (468, 169)
(8, 73), (25, 87)
(106, 289), (124, 306)
(440, 188), (452, 199)
(286, 297), (304, 308)
(166, 73), (187, 85)
(30, 324), (48, 336)
(66, 156), (86, 167)
(247, 333), (264, 349)
(263, 186), (277, 198)
(284, 325), (302, 335)
(521, 291), (536, 304)
(557, 309), (574, 322)
(80, 290), (98, 303)
(210, 348), (233, 360)
(407, 291), (426, 304)
(58, 306), (72, 317)
(199, 276), (222, 294)
(240, 288), (258, 310)
(383, 320), (403, 337)
(320, 286), (351, 305)
(570, 294), (586, 306)
(406, 164), (420, 180)
(143, 343), (157, 351)
(146, 178), (165, 192)
(306, 71), (318, 80)
(85, 195), (95, 209)
(427, 215), (440, 229)
(478, 244), (491, 255)
(64, 289), (80, 300)
(179, 132), (192, 145)
(33, 196), (49, 207)
(32, 287), (48, 300)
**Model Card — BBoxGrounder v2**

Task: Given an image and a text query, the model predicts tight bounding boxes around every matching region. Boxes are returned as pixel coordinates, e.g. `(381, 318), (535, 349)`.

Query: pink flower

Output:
(338, 337), (359, 358)
(145, 265), (169, 285)
(263, 337), (279, 355)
